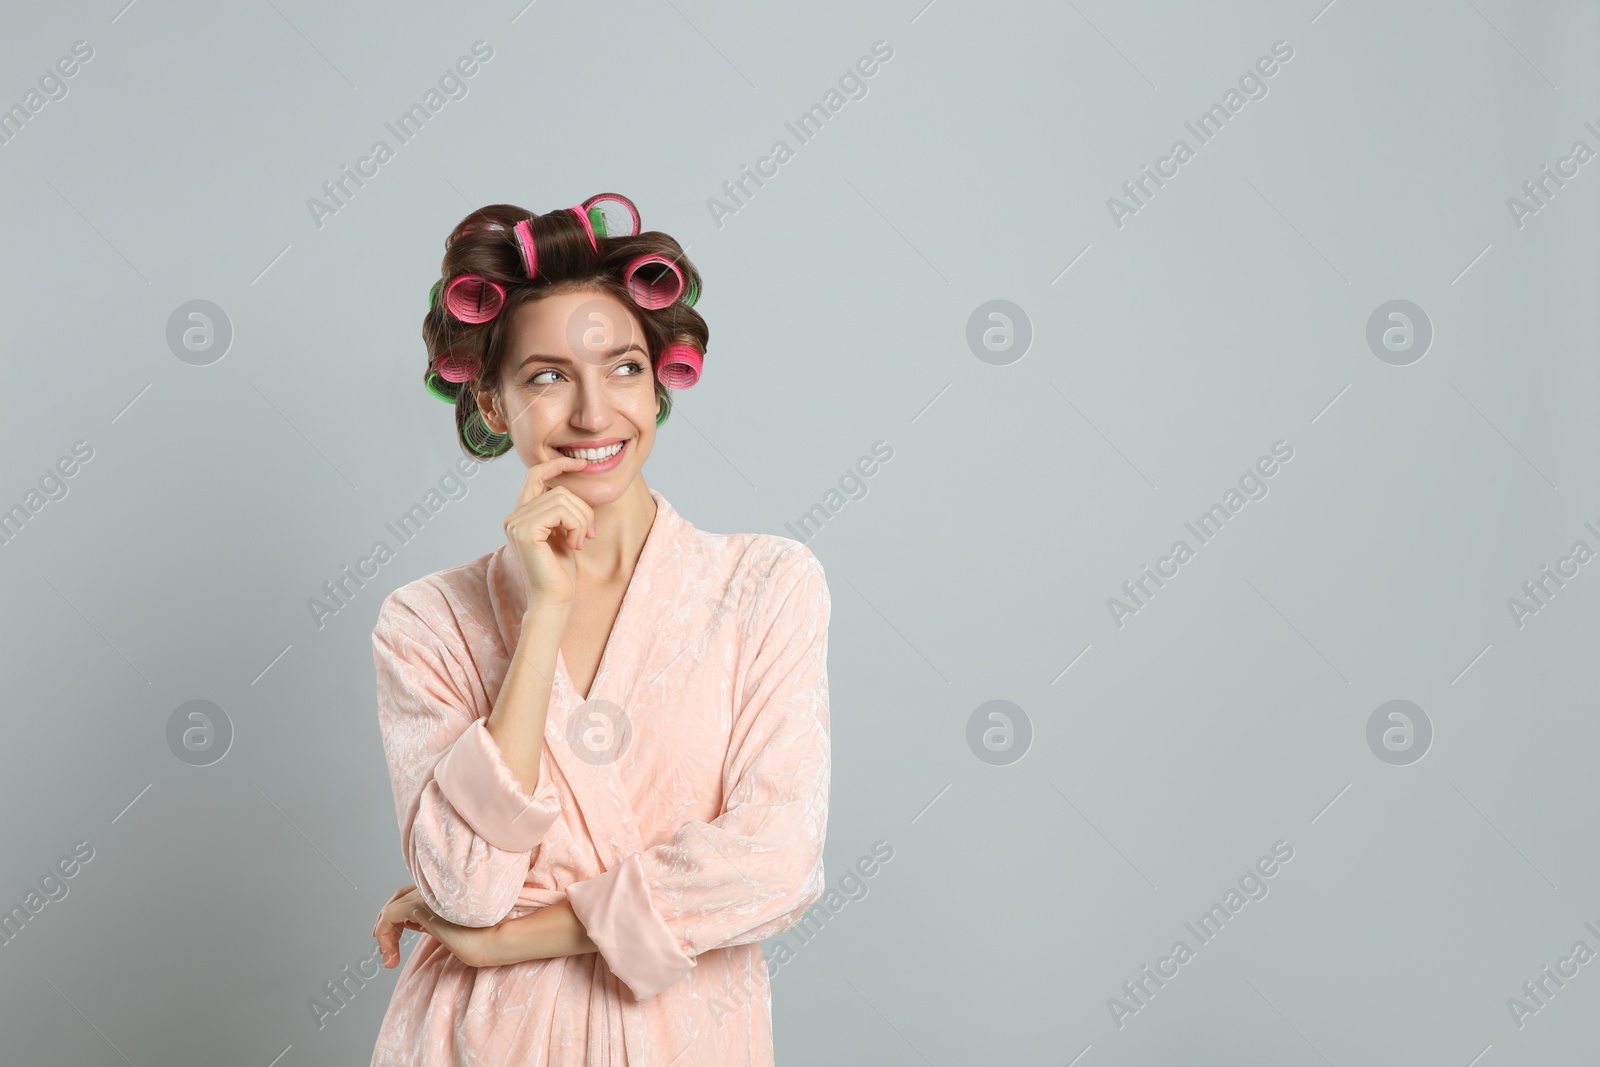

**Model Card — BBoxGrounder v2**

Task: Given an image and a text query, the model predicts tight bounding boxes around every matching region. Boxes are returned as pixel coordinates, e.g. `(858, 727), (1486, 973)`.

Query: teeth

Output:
(559, 442), (624, 461)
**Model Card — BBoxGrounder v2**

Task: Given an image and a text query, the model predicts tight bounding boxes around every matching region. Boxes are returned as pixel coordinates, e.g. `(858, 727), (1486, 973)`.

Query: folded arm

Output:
(488, 548), (833, 999)
(374, 586), (561, 927)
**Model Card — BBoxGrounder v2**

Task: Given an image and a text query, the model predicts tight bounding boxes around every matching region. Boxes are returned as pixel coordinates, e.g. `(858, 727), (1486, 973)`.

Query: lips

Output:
(555, 439), (629, 473)
(557, 440), (626, 461)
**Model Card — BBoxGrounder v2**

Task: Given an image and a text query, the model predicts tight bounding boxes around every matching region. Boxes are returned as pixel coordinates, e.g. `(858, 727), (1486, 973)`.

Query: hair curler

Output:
(435, 351), (480, 383)
(569, 205), (599, 253)
(622, 254), (685, 310)
(425, 370), (462, 403)
(583, 193), (641, 239)
(443, 275), (506, 323)
(656, 342), (703, 389)
(448, 216), (508, 250)
(513, 219), (539, 280)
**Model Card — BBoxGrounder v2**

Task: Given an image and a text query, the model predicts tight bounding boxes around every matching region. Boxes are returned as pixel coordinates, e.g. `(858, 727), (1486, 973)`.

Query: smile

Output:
(557, 440), (628, 471)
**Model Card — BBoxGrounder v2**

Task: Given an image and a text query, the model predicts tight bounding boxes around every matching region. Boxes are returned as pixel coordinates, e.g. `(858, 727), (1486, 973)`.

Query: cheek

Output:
(628, 390), (658, 450)
(613, 375), (656, 415)
(510, 388), (565, 422)
(503, 390), (563, 449)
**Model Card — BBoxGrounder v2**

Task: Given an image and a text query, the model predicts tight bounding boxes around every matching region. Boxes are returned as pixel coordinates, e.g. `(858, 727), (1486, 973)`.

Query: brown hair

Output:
(421, 196), (708, 459)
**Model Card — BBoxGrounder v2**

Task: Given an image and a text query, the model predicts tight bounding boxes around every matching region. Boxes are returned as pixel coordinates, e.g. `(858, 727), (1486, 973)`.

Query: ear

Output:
(472, 385), (508, 434)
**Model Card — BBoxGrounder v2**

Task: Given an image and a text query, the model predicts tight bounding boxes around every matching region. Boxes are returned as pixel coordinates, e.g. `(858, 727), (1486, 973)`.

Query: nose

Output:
(571, 374), (610, 430)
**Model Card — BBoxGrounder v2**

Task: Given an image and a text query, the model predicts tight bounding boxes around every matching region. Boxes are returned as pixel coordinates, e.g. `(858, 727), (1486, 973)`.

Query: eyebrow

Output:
(518, 344), (645, 371)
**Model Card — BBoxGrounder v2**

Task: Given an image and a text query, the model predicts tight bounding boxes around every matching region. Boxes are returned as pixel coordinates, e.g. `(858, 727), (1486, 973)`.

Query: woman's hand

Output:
(372, 885), (504, 970)
(505, 455), (596, 608)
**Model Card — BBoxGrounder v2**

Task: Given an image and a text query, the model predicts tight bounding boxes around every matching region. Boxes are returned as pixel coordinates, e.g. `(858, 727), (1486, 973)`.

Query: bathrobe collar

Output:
(483, 486), (689, 869)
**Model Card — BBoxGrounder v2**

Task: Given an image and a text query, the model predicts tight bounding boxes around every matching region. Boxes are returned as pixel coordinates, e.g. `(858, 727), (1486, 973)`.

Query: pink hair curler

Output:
(583, 193), (641, 239)
(656, 342), (703, 388)
(448, 216), (508, 249)
(513, 219), (538, 279)
(512, 207), (597, 280)
(623, 254), (685, 310)
(568, 205), (599, 253)
(443, 275), (505, 323)
(436, 351), (480, 383)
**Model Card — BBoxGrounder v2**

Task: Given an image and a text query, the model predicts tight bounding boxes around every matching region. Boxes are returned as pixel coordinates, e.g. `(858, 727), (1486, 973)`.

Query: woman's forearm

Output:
(482, 899), (599, 967)
(485, 602), (568, 794)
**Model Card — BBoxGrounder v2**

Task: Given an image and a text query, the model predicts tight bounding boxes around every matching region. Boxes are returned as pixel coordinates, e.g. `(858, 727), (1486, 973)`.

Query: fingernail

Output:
(588, 523), (596, 536)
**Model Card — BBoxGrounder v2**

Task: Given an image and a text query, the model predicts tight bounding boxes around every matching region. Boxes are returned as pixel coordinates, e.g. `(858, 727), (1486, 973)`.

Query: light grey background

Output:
(1, 0), (1596, 1064)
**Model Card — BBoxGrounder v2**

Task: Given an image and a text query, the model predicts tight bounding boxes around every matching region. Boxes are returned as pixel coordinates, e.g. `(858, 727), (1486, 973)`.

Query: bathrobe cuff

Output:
(567, 853), (697, 1001)
(432, 719), (560, 852)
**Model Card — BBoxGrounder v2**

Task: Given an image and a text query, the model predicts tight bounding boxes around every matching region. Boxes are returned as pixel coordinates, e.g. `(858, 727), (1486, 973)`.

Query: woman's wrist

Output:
(523, 596), (572, 621)
(520, 600), (570, 645)
(483, 900), (598, 967)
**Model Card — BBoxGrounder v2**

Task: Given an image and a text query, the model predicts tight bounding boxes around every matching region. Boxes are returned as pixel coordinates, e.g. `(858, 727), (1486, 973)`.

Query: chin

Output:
(561, 458), (646, 499)
(567, 479), (630, 505)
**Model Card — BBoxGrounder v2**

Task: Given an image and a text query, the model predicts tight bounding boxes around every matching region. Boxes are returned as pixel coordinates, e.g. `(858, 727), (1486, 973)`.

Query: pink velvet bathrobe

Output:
(368, 489), (831, 1066)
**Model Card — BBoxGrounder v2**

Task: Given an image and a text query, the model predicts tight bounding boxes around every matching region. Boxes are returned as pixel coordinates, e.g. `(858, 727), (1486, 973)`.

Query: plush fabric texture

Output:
(370, 489), (832, 1066)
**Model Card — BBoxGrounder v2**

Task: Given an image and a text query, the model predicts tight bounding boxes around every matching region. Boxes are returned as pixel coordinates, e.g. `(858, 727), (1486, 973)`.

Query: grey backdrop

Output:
(2, 0), (1597, 1064)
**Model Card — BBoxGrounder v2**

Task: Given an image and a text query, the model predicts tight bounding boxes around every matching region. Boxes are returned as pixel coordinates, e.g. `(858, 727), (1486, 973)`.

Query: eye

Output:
(526, 368), (563, 386)
(616, 360), (644, 376)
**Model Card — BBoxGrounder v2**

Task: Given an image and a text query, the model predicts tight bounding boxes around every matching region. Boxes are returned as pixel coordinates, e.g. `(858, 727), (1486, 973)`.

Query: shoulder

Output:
(685, 525), (825, 590)
(659, 492), (821, 586)
(748, 534), (826, 589)
(373, 550), (495, 646)
(702, 531), (829, 627)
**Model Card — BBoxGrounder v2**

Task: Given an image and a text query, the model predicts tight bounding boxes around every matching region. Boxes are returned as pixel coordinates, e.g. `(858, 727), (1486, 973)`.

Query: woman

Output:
(366, 194), (832, 1066)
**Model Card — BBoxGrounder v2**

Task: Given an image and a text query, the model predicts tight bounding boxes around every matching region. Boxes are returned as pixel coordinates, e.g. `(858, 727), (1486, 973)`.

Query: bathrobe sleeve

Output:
(567, 546), (831, 1001)
(373, 585), (561, 927)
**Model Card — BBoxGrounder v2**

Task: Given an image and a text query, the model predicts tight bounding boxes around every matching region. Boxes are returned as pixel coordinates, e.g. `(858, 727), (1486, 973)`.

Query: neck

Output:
(578, 477), (656, 585)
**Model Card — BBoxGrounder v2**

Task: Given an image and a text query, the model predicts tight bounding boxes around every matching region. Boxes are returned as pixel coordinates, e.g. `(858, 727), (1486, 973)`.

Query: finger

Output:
(555, 487), (597, 543)
(376, 915), (404, 967)
(508, 494), (591, 554)
(514, 454), (591, 510)
(378, 884), (416, 911)
(372, 893), (409, 939)
(373, 886), (423, 932)
(505, 507), (582, 558)
(375, 900), (417, 967)
(507, 490), (587, 538)
(541, 488), (595, 551)
(562, 493), (595, 551)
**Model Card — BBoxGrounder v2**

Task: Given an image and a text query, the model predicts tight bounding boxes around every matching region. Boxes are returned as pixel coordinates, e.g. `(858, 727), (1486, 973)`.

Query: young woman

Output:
(365, 194), (832, 1066)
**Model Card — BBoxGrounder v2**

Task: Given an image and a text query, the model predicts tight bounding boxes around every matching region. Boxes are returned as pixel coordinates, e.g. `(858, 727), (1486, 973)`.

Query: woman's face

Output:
(476, 286), (657, 506)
